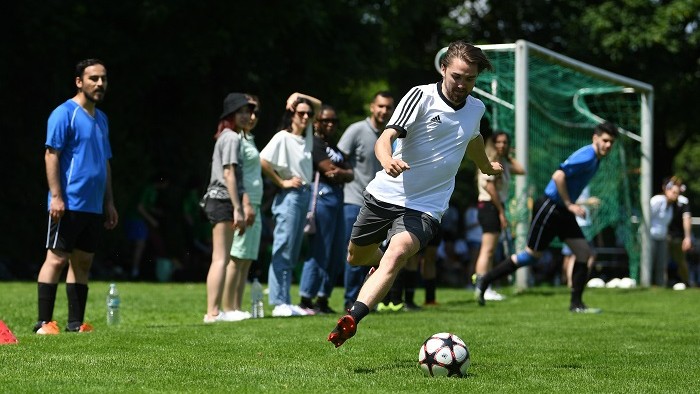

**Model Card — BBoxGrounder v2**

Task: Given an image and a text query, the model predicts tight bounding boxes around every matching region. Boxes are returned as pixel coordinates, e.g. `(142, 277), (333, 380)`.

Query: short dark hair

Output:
(75, 58), (105, 79)
(594, 121), (618, 138)
(440, 40), (493, 73)
(371, 91), (393, 103)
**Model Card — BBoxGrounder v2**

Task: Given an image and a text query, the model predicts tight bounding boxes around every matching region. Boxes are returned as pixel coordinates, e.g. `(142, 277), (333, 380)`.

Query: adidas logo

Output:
(429, 115), (442, 123)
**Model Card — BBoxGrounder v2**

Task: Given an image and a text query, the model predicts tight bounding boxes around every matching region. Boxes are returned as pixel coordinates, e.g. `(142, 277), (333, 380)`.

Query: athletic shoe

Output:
(423, 300), (439, 306)
(376, 302), (389, 312)
(221, 310), (250, 322)
(34, 321), (60, 335)
(66, 322), (94, 332)
(484, 288), (506, 301)
(313, 302), (336, 315)
(327, 315), (357, 348)
(569, 304), (602, 314)
(387, 302), (405, 312)
(272, 304), (309, 317)
(403, 302), (422, 311)
(203, 312), (226, 323)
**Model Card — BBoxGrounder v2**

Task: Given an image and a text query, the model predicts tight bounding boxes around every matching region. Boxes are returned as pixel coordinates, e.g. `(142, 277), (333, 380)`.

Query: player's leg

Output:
(65, 248), (94, 331)
(564, 238), (599, 313)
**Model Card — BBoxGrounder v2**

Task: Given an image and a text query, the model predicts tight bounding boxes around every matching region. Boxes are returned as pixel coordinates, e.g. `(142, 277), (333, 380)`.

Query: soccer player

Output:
(35, 59), (119, 334)
(328, 40), (503, 347)
(474, 121), (619, 313)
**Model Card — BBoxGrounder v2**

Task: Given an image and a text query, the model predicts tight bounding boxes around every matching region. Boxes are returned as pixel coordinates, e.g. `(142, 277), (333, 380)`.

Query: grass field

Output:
(0, 281), (698, 393)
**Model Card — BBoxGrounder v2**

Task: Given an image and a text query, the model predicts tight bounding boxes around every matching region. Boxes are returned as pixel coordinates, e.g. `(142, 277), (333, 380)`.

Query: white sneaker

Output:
(203, 312), (226, 323)
(221, 310), (250, 322)
(290, 304), (312, 316)
(272, 304), (309, 317)
(484, 287), (506, 301)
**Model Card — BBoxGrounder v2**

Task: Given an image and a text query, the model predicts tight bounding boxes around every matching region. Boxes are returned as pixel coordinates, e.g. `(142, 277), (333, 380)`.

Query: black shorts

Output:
(477, 201), (501, 233)
(203, 198), (233, 224)
(351, 190), (440, 249)
(46, 211), (103, 253)
(527, 196), (584, 251)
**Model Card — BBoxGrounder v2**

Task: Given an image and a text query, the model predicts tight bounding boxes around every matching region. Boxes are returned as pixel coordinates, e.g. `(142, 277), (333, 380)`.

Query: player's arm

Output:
(467, 135), (502, 176)
(45, 147), (65, 221)
(682, 212), (693, 252)
(104, 160), (119, 229)
(376, 128), (409, 178)
(552, 170), (585, 218)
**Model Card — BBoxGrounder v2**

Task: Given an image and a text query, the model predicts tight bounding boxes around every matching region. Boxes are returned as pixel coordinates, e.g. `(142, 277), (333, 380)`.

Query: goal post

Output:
(435, 40), (654, 287)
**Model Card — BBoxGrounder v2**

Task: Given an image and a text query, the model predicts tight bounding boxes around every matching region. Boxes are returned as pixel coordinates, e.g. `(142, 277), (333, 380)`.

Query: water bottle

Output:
(106, 283), (121, 325)
(251, 278), (264, 318)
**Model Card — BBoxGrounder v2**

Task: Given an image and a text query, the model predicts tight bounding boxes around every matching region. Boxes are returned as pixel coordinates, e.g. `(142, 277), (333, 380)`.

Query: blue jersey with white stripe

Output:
(544, 144), (599, 205)
(45, 99), (112, 214)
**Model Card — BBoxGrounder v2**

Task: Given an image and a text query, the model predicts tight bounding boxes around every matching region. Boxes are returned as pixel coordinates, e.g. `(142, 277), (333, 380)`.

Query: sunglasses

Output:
(319, 118), (339, 124)
(295, 110), (314, 118)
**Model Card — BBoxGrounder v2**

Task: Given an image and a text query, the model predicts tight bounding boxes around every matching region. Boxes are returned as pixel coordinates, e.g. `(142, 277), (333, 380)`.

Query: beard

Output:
(84, 89), (106, 104)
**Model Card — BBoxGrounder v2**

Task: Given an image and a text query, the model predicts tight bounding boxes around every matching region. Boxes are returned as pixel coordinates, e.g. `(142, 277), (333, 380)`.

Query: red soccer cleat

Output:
(327, 315), (357, 348)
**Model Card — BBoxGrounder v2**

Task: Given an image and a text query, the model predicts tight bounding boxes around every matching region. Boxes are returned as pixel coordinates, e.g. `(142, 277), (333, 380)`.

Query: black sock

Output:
(300, 296), (313, 308)
(66, 283), (88, 324)
(349, 301), (370, 324)
(481, 257), (518, 290)
(404, 270), (418, 305)
(424, 278), (436, 303)
(38, 282), (58, 322)
(570, 262), (587, 306)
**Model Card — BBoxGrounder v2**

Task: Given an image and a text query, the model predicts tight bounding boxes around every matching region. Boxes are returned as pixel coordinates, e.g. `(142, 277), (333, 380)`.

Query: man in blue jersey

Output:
(328, 41), (503, 347)
(475, 122), (618, 313)
(34, 59), (118, 334)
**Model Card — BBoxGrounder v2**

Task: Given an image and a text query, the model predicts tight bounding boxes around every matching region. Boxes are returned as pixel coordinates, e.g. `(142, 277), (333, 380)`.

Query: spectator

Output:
(464, 201), (482, 284)
(260, 92), (321, 317)
(201, 93), (252, 323)
(338, 91), (395, 311)
(221, 94), (264, 319)
(667, 177), (692, 286)
(473, 131), (525, 300)
(646, 177), (682, 287)
(298, 105), (353, 314)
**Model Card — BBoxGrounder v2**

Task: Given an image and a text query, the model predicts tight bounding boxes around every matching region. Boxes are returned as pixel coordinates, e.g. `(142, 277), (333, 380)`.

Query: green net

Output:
(473, 47), (645, 278)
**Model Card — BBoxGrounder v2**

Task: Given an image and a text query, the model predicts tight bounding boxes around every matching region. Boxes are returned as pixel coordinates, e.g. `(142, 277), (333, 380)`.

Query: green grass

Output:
(0, 281), (698, 393)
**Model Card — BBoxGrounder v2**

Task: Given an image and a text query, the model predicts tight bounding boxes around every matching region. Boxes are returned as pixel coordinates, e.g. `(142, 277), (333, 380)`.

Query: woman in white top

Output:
(473, 131), (525, 300)
(647, 177), (682, 286)
(260, 92), (321, 317)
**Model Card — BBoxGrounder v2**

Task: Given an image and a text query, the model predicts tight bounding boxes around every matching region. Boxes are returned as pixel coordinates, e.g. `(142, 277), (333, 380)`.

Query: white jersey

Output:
(365, 82), (484, 221)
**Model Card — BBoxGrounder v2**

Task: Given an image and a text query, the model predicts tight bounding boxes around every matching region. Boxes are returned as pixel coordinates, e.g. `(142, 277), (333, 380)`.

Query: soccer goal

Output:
(436, 40), (654, 286)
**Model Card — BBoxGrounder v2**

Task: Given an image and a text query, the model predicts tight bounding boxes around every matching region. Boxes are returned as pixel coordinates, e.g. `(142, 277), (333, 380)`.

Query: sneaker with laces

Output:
(34, 321), (60, 335)
(387, 302), (405, 312)
(327, 315), (356, 348)
(484, 287), (506, 301)
(203, 312), (226, 323)
(569, 304), (602, 314)
(473, 275), (486, 306)
(376, 302), (389, 312)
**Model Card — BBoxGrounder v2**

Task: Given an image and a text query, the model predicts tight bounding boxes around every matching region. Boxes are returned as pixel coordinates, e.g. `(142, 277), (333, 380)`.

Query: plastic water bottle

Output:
(251, 278), (264, 318)
(106, 283), (121, 325)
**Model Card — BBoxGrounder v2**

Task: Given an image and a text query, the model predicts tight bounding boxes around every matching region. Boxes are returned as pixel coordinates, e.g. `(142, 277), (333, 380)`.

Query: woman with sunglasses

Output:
(298, 105), (353, 314)
(260, 92), (321, 317)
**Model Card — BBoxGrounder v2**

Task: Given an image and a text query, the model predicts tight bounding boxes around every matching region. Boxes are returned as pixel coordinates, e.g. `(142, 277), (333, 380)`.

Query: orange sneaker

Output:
(35, 321), (60, 335)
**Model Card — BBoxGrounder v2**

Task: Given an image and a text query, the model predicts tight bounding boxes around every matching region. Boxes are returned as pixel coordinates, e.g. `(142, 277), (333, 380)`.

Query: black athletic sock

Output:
(37, 282), (58, 322)
(481, 257), (518, 290)
(349, 301), (370, 324)
(404, 270), (419, 305)
(424, 278), (437, 303)
(67, 283), (88, 325)
(570, 262), (587, 306)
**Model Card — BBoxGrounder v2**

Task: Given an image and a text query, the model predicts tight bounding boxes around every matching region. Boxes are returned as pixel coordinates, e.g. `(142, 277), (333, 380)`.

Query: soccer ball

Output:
(418, 332), (470, 377)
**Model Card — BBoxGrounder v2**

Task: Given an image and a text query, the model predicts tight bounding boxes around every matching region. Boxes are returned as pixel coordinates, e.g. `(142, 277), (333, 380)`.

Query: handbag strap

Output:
(310, 171), (320, 212)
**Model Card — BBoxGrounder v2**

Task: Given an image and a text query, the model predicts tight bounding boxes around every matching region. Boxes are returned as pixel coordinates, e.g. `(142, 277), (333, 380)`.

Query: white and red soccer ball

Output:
(418, 332), (470, 377)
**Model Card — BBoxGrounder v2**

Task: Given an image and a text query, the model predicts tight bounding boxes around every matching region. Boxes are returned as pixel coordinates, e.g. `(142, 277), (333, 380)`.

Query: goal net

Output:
(436, 41), (653, 284)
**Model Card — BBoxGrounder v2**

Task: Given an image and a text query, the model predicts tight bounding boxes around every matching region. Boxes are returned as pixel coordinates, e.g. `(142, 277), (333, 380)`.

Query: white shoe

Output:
(272, 304), (309, 317)
(203, 312), (226, 323)
(484, 288), (505, 301)
(290, 304), (312, 316)
(221, 310), (250, 322)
